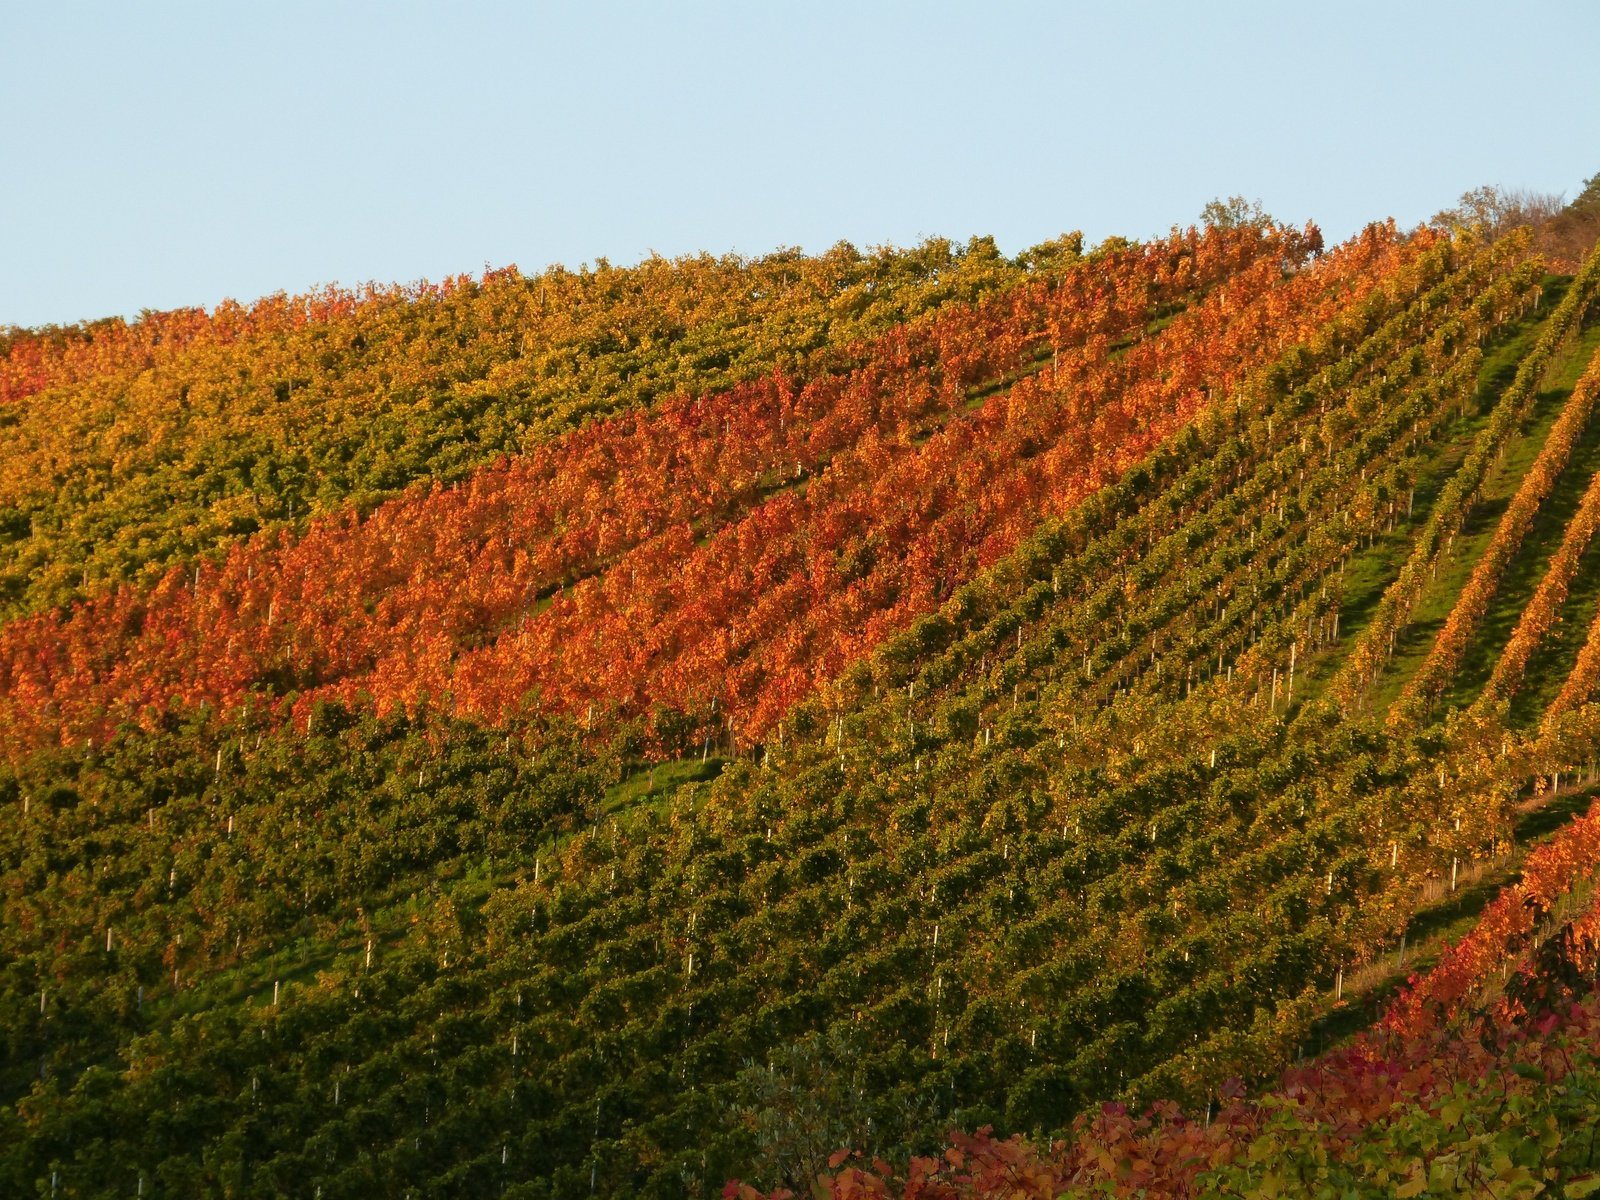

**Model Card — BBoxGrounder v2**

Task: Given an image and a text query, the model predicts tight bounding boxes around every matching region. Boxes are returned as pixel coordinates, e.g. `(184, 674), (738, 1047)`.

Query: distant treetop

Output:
(1432, 175), (1600, 270)
(1199, 195), (1273, 230)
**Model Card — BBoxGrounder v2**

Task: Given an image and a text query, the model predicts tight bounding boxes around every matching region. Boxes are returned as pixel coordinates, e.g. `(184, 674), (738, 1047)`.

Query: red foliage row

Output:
(1380, 793), (1600, 1038)
(448, 224), (1423, 742)
(0, 225), (1420, 758)
(0, 228), (1286, 754)
(736, 995), (1600, 1199)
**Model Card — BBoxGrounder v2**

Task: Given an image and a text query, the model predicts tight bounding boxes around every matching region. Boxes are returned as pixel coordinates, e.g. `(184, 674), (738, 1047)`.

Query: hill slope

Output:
(5, 221), (1600, 1198)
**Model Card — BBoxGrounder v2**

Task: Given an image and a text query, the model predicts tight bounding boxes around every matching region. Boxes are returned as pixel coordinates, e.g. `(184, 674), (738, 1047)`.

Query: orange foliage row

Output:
(0, 228), (1288, 755)
(1548, 540), (1600, 718)
(0, 224), (1420, 759)
(4, 240), (1082, 620)
(1483, 440), (1600, 708)
(1553, 615), (1600, 719)
(449, 227), (1419, 744)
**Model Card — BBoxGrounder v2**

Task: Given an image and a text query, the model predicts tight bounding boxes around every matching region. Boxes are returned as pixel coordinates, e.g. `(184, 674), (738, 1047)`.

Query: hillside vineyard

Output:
(7, 222), (1600, 1197)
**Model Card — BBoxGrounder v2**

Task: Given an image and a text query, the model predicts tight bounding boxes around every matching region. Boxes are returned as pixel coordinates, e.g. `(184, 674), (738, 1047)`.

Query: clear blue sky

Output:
(4, 0), (1597, 328)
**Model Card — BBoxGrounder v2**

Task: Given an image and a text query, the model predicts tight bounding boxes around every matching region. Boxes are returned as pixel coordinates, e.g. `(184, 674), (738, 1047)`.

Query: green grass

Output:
(602, 754), (724, 818)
